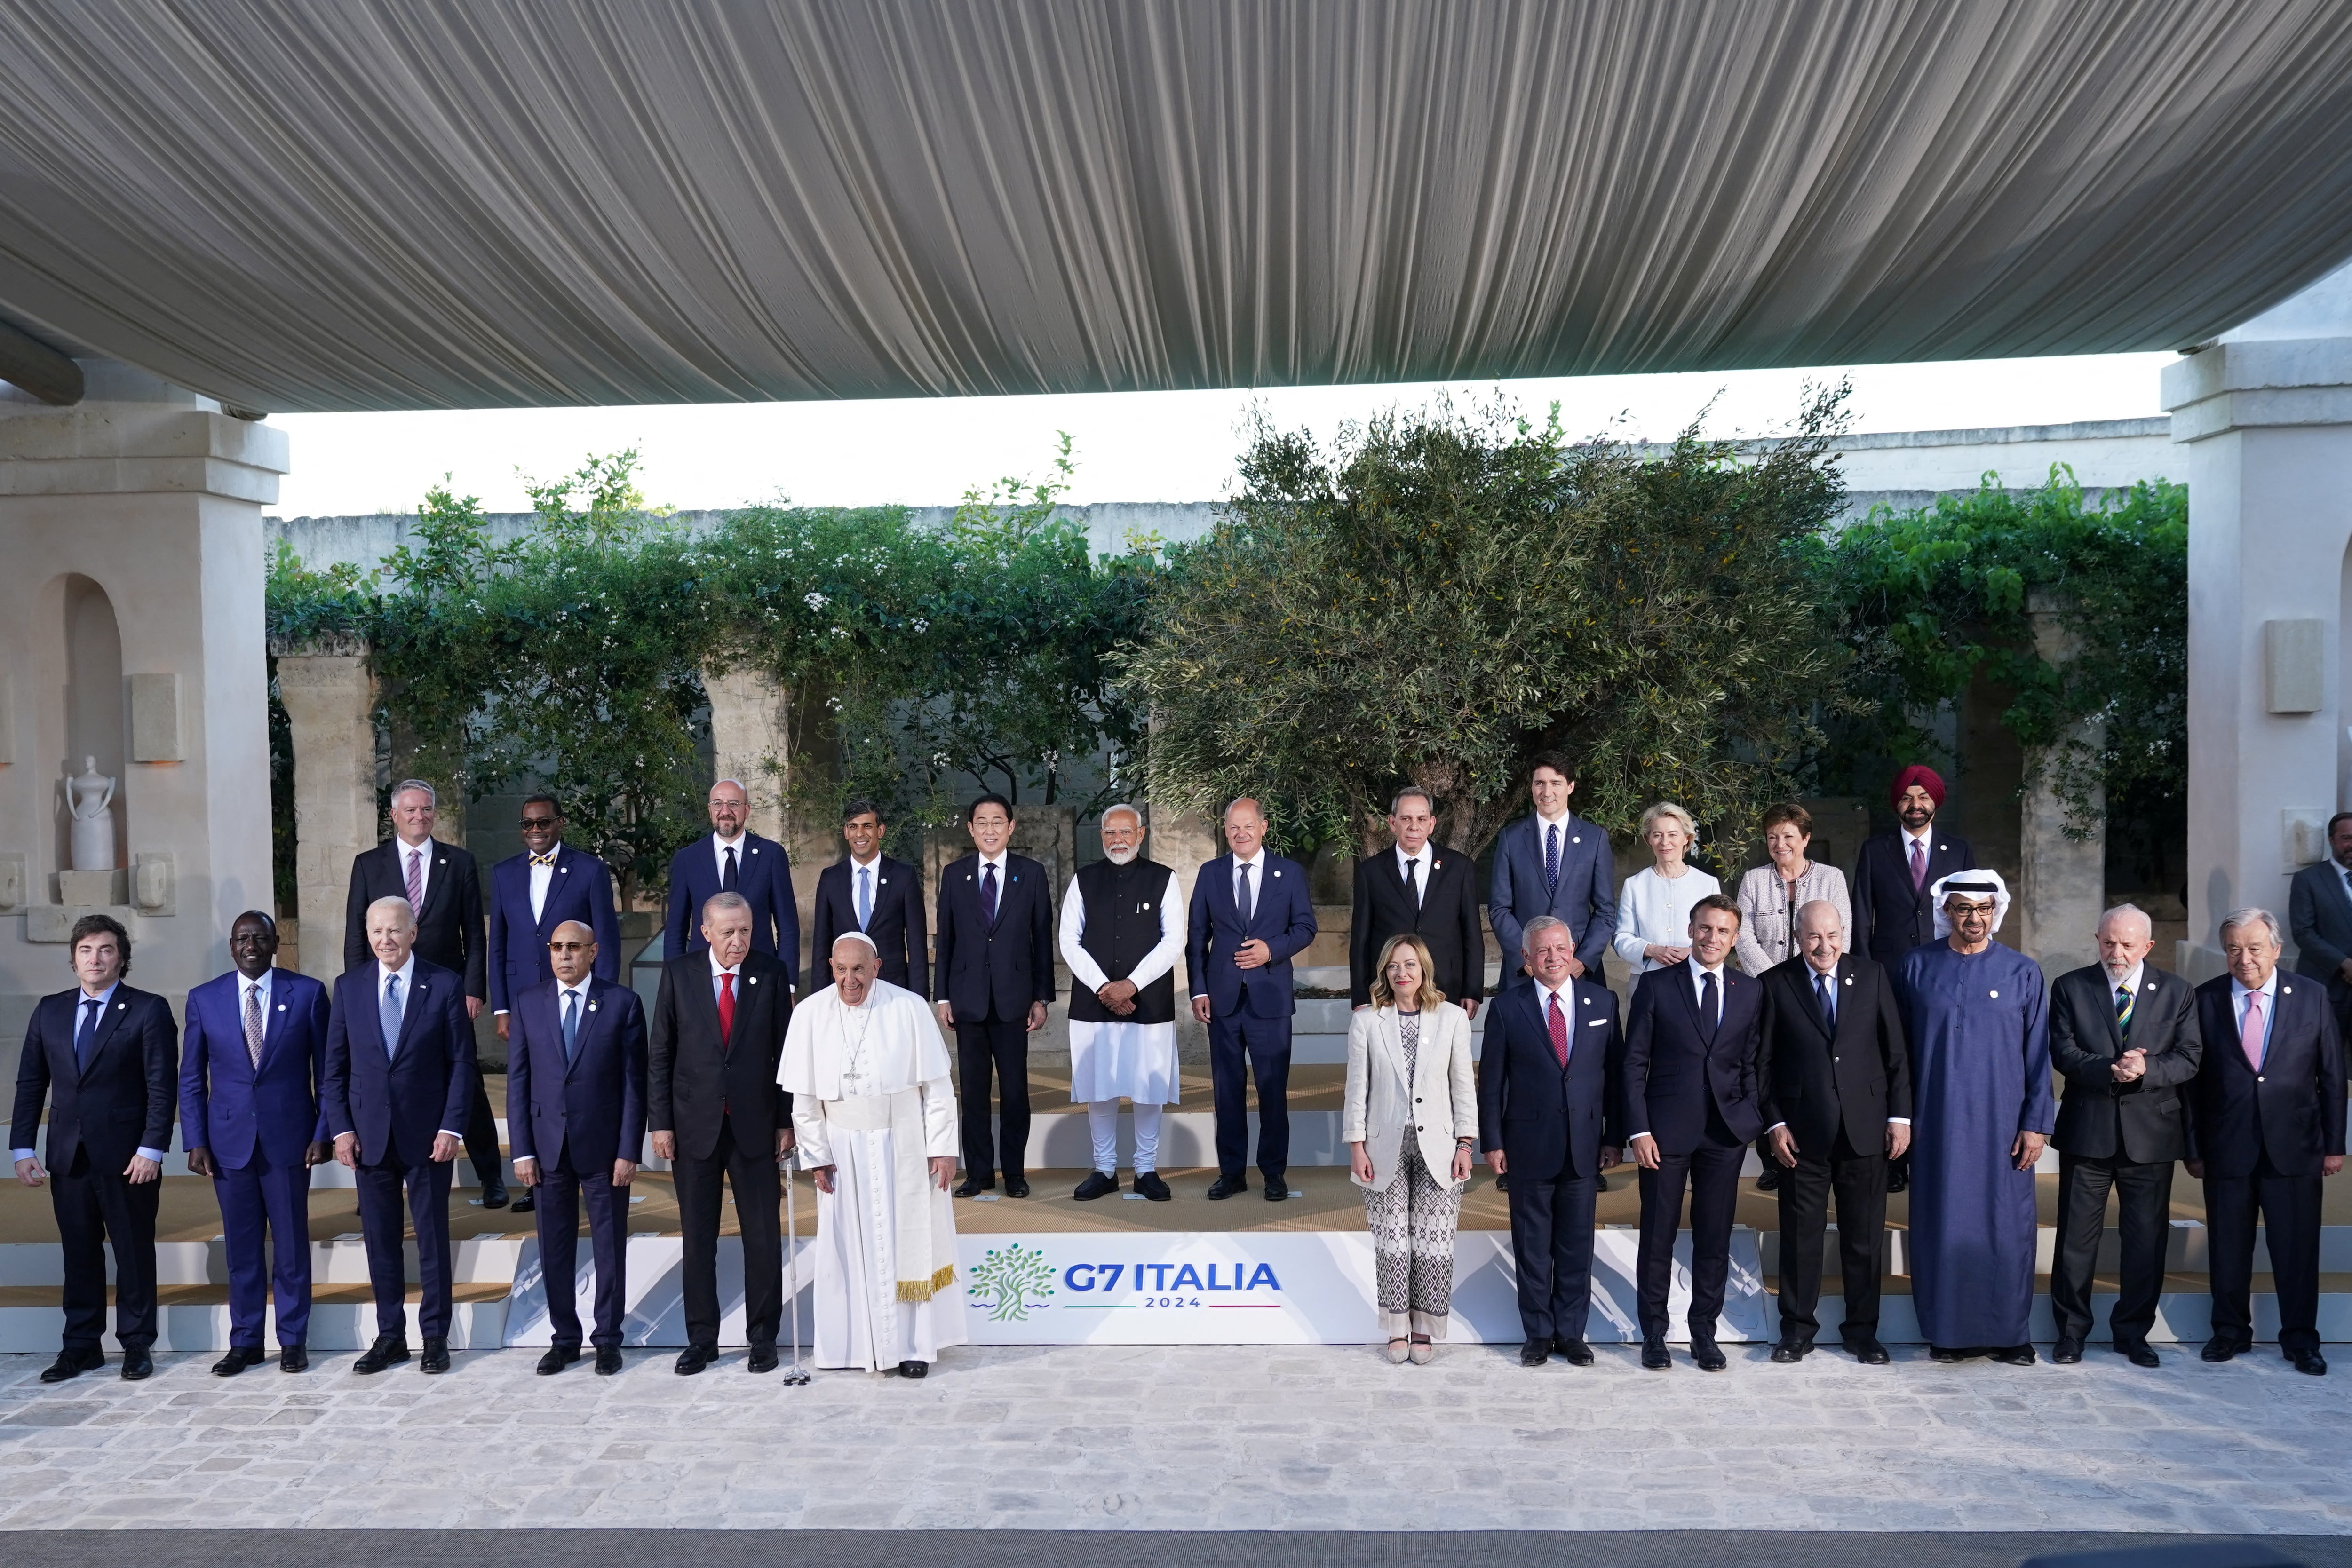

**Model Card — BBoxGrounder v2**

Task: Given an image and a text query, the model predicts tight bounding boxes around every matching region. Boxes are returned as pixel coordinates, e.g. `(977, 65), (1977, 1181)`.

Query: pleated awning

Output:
(4, 0), (2352, 412)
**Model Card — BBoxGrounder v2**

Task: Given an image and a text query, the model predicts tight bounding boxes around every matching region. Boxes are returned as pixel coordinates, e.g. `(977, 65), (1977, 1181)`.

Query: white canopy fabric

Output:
(4, 0), (2352, 411)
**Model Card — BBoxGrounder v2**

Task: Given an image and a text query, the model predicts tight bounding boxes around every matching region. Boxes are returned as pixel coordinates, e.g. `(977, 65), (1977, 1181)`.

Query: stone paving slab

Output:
(0, 1344), (2345, 1533)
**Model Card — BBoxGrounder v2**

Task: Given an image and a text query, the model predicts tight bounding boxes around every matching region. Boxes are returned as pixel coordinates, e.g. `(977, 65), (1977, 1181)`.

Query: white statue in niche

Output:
(64, 757), (116, 872)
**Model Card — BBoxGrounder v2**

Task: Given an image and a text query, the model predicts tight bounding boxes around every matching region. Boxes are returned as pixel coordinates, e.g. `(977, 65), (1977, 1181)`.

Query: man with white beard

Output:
(780, 932), (965, 1376)
(1060, 805), (1186, 1201)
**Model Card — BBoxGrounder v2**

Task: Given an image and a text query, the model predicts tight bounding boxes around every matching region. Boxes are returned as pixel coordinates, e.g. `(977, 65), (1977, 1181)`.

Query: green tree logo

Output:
(967, 1243), (1057, 1322)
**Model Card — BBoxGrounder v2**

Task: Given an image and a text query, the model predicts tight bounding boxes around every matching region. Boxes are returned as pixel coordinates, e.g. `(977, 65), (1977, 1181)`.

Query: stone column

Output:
(2014, 592), (2106, 977)
(273, 636), (375, 984)
(1150, 801), (1219, 1061)
(701, 658), (834, 975)
(0, 363), (286, 1038)
(2164, 259), (2352, 978)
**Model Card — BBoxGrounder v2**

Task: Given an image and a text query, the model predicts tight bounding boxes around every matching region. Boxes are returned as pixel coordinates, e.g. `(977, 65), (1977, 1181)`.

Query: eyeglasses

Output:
(1946, 900), (1997, 916)
(519, 816), (559, 829)
(547, 940), (592, 953)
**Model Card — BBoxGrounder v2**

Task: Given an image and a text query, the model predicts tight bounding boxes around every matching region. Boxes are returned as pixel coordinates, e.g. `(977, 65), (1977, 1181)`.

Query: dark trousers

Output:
(1209, 1010), (1293, 1180)
(1773, 1131), (1887, 1341)
(51, 1145), (160, 1352)
(1505, 1161), (1597, 1342)
(672, 1117), (781, 1349)
(955, 1017), (1032, 1185)
(2206, 1157), (2323, 1354)
(463, 1063), (507, 1190)
(1636, 1134), (1745, 1340)
(534, 1152), (626, 1350)
(216, 1146), (314, 1347)
(2051, 1151), (2174, 1344)
(355, 1154), (453, 1340)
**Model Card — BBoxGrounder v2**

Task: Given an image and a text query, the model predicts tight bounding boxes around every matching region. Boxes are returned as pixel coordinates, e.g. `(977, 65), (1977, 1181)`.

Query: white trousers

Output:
(1085, 1101), (1164, 1174)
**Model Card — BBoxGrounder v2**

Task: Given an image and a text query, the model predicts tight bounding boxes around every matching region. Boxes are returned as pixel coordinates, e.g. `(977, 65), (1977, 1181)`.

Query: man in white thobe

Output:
(1061, 804), (1186, 1202)
(781, 932), (966, 1377)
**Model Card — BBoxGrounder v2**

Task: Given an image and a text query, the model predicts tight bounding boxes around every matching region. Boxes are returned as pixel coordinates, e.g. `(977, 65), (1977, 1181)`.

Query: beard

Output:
(1104, 843), (1139, 865)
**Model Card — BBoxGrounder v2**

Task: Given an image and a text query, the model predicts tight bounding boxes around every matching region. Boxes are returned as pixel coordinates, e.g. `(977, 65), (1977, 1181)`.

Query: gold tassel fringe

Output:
(895, 1264), (956, 1303)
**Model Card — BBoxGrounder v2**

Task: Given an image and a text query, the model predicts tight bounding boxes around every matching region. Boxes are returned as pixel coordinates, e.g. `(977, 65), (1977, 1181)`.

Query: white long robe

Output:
(780, 979), (968, 1370)
(1058, 870), (1185, 1104)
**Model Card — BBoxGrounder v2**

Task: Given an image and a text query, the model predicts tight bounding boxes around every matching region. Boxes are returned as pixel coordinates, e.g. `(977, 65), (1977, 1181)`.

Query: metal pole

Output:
(782, 1148), (810, 1385)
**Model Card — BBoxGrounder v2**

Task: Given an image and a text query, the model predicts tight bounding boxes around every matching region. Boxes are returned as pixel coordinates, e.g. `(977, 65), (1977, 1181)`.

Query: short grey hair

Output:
(1520, 914), (1572, 953)
(2098, 903), (2153, 934)
(1638, 800), (1698, 843)
(364, 895), (417, 932)
(1390, 785), (1435, 815)
(702, 890), (753, 921)
(389, 778), (437, 807)
(1099, 802), (1143, 828)
(1223, 795), (1266, 823)
(2219, 906), (2283, 946)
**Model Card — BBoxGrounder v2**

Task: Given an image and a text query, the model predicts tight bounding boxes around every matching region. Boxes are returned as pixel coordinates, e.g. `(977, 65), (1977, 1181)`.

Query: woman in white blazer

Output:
(1345, 934), (1477, 1364)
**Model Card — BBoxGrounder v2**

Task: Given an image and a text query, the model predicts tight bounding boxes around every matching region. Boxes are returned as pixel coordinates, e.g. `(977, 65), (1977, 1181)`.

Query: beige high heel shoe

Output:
(1386, 1338), (1410, 1364)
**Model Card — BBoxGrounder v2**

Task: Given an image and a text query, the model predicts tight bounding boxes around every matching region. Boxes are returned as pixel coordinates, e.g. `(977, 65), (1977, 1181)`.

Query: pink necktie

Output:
(1908, 839), (1927, 893)
(405, 846), (425, 915)
(2240, 992), (2265, 1071)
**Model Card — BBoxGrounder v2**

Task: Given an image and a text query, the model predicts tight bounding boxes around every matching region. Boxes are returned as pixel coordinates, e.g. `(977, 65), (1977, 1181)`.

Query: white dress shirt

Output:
(712, 830), (749, 882)
(527, 843), (560, 922)
(13, 980), (168, 1164)
(243, 966), (274, 1025)
(1394, 843), (1432, 907)
(709, 949), (743, 1007)
(1534, 976), (1579, 1059)
(1686, 954), (1728, 1025)
(849, 849), (883, 930)
(1231, 850), (1266, 908)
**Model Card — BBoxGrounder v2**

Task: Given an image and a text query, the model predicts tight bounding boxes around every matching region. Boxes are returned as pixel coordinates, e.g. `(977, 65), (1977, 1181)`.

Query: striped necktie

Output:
(2114, 982), (2134, 1039)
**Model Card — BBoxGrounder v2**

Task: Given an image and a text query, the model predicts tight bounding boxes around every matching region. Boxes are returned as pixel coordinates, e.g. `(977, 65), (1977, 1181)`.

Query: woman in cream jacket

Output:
(1345, 934), (1477, 1363)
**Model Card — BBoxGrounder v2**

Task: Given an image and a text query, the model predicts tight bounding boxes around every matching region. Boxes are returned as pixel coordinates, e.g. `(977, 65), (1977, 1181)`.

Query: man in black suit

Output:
(1757, 899), (1911, 1364)
(1348, 785), (1483, 1019)
(342, 778), (508, 1207)
(2186, 907), (2346, 1376)
(323, 896), (477, 1375)
(2287, 810), (2352, 1034)
(1623, 893), (1764, 1372)
(9, 914), (176, 1384)
(810, 798), (928, 998)
(1478, 916), (1621, 1366)
(2047, 903), (2202, 1367)
(649, 891), (795, 1374)
(933, 792), (1053, 1199)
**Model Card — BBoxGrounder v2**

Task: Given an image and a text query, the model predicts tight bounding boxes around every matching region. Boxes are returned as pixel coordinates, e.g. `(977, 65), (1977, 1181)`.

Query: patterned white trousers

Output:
(1364, 1141), (1462, 1338)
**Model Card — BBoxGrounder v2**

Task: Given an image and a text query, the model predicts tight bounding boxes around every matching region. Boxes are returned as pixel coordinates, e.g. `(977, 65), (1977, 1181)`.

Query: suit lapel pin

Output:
(1572, 837), (1581, 845)
(117, 1003), (126, 1011)
(1271, 868), (1281, 878)
(588, 1001), (599, 1013)
(879, 877), (888, 885)
(747, 975), (758, 985)
(750, 847), (760, 855)
(2284, 984), (2294, 995)
(1989, 989), (1999, 998)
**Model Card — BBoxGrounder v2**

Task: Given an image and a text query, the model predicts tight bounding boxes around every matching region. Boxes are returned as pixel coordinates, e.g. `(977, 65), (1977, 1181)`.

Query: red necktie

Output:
(1547, 991), (1569, 1068)
(717, 971), (736, 1047)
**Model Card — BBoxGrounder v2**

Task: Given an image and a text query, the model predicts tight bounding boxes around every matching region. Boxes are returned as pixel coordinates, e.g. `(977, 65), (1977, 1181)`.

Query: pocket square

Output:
(1585, 1018), (1607, 1027)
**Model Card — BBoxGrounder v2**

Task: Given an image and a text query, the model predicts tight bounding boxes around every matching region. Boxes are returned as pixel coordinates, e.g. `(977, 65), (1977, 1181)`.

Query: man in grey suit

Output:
(2288, 811), (2352, 1033)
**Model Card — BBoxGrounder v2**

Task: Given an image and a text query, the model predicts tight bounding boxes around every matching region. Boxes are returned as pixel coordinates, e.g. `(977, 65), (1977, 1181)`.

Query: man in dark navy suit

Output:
(810, 798), (928, 998)
(509, 919), (647, 1376)
(1623, 893), (1765, 1371)
(2186, 908), (2346, 1376)
(10, 914), (176, 1384)
(323, 895), (477, 1376)
(1487, 752), (1616, 980)
(1477, 916), (1621, 1366)
(934, 793), (1054, 1198)
(1187, 797), (1318, 1201)
(2287, 811), (2352, 1034)
(664, 777), (799, 976)
(342, 778), (506, 1207)
(182, 911), (333, 1375)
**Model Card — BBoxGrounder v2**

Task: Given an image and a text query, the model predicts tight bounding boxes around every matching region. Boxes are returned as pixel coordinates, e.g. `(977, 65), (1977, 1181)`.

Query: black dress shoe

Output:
(352, 1335), (411, 1374)
(1770, 1337), (1812, 1364)
(536, 1346), (580, 1376)
(119, 1347), (154, 1381)
(1929, 1344), (1967, 1363)
(747, 1342), (779, 1373)
(509, 1190), (535, 1214)
(1495, 1172), (1512, 1194)
(419, 1337), (451, 1373)
(1755, 1165), (1781, 1192)
(1691, 1337), (1728, 1372)
(897, 1359), (928, 1378)
(39, 1348), (103, 1383)
(2200, 1336), (2248, 1363)
(1205, 1173), (1248, 1200)
(1844, 1335), (1891, 1365)
(1004, 1179), (1031, 1199)
(279, 1345), (309, 1374)
(2052, 1335), (2084, 1364)
(1641, 1338), (1672, 1370)
(213, 1345), (267, 1377)
(480, 1183), (510, 1211)
(594, 1347), (623, 1375)
(1263, 1177), (1289, 1202)
(1073, 1170), (1119, 1201)
(1990, 1344), (2036, 1367)
(2115, 1339), (2160, 1369)
(1554, 1337), (1594, 1366)
(2290, 1348), (2328, 1376)
(1132, 1171), (1172, 1202)
(953, 1178), (994, 1199)
(675, 1343), (717, 1375)
(1886, 1162), (1908, 1194)
(1518, 1340), (1551, 1367)
(1591, 1173), (1605, 1193)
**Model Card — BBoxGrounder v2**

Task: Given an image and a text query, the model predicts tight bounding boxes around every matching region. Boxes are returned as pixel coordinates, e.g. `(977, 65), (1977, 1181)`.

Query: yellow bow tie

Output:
(529, 850), (558, 867)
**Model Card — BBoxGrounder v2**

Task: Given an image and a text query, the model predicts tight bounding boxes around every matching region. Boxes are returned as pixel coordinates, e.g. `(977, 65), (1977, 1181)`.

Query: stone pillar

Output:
(2164, 260), (2352, 978)
(1150, 801), (1219, 1061)
(701, 658), (834, 975)
(0, 364), (286, 1039)
(2014, 592), (2106, 977)
(273, 636), (375, 984)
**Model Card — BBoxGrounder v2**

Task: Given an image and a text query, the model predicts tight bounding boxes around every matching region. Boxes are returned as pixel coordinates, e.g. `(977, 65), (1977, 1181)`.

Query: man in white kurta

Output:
(1060, 805), (1186, 1201)
(781, 933), (967, 1376)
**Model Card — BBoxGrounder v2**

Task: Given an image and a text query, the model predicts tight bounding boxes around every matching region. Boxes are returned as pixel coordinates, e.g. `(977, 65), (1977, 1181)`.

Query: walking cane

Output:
(781, 1145), (810, 1385)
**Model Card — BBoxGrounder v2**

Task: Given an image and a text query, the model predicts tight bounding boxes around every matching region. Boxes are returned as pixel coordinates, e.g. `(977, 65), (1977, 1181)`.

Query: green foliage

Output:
(1123, 389), (1852, 857)
(1817, 470), (2188, 834)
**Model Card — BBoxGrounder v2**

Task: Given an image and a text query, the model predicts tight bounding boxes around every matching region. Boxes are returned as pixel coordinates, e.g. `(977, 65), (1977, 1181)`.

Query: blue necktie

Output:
(1815, 970), (1836, 1032)
(562, 988), (580, 1064)
(981, 863), (999, 927)
(73, 997), (99, 1068)
(857, 864), (873, 931)
(1544, 824), (1561, 892)
(380, 974), (403, 1060)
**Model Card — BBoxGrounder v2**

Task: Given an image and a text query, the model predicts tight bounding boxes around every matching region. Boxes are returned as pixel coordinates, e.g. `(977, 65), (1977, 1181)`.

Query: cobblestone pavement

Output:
(0, 1342), (2344, 1532)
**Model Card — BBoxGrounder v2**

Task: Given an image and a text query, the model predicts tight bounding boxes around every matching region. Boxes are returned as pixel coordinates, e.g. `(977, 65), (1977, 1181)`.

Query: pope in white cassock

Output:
(780, 932), (967, 1377)
(1061, 804), (1187, 1202)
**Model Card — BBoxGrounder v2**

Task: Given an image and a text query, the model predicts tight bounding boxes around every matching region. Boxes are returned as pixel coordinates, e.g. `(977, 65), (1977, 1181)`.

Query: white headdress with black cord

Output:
(1929, 869), (2011, 938)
